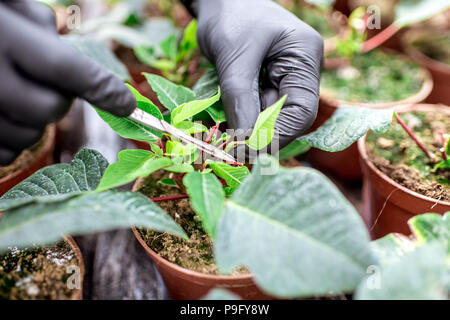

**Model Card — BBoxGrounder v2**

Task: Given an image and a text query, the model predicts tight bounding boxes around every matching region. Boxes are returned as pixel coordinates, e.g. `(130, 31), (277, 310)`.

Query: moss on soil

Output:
(0, 241), (80, 300)
(321, 50), (424, 103)
(366, 111), (450, 201)
(411, 32), (450, 66)
(0, 127), (50, 180)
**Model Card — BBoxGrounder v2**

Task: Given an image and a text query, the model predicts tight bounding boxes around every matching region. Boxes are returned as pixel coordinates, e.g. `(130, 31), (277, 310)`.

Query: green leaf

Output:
(174, 121), (208, 134)
(0, 149), (108, 211)
(144, 73), (195, 112)
(395, 0), (450, 28)
(0, 191), (186, 252)
(158, 178), (178, 187)
(215, 155), (376, 298)
(178, 20), (198, 62)
(165, 163), (194, 173)
(208, 162), (250, 190)
(193, 69), (227, 123)
(150, 143), (164, 157)
(62, 35), (131, 81)
(409, 212), (450, 255)
(277, 140), (311, 161)
(134, 46), (176, 71)
(183, 172), (225, 238)
(95, 85), (163, 142)
(96, 150), (173, 192)
(160, 35), (178, 62)
(355, 244), (448, 300)
(171, 89), (221, 125)
(370, 233), (415, 266)
(246, 95), (286, 150)
(203, 289), (240, 300)
(296, 107), (393, 153)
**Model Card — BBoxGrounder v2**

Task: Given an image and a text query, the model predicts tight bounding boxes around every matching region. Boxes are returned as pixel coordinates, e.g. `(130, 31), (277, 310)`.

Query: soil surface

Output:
(366, 111), (450, 201)
(137, 170), (248, 275)
(0, 241), (80, 300)
(411, 32), (450, 66)
(321, 50), (424, 103)
(0, 127), (50, 180)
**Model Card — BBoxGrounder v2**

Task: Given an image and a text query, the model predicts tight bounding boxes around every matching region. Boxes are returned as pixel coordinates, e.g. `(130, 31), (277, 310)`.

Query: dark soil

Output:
(0, 241), (80, 300)
(321, 50), (424, 103)
(0, 127), (50, 180)
(136, 171), (248, 275)
(366, 111), (450, 201)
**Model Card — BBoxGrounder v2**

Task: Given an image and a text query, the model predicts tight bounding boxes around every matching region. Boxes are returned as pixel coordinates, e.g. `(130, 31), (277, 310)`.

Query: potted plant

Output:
(358, 103), (450, 238)
(307, 0), (446, 180)
(0, 125), (55, 197)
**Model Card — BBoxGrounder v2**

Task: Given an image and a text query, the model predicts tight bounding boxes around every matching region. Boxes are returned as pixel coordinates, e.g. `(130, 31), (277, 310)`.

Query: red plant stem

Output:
(205, 122), (220, 143)
(150, 194), (188, 203)
(440, 132), (448, 162)
(395, 112), (433, 160)
(158, 139), (166, 154)
(362, 23), (400, 53)
(217, 138), (233, 150)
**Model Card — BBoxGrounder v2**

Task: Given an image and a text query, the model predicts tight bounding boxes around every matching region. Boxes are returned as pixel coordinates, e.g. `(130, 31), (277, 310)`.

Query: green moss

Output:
(321, 50), (424, 103)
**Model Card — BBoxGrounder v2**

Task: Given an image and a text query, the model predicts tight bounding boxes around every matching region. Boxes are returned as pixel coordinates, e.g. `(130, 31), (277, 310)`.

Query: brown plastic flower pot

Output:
(131, 178), (272, 300)
(65, 236), (84, 300)
(307, 53), (433, 181)
(358, 104), (450, 239)
(0, 125), (56, 197)
(402, 29), (450, 105)
(132, 228), (271, 300)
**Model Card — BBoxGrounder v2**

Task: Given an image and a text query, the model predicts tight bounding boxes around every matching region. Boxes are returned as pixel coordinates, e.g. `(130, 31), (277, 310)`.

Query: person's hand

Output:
(183, 0), (323, 149)
(0, 0), (136, 165)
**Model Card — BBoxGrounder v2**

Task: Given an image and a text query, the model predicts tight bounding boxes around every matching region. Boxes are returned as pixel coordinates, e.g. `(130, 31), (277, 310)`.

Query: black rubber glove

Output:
(182, 0), (323, 149)
(0, 0), (136, 165)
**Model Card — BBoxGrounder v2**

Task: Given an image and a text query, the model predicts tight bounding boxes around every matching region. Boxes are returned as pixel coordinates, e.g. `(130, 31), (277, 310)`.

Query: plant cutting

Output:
(358, 104), (450, 238)
(306, 3), (435, 180)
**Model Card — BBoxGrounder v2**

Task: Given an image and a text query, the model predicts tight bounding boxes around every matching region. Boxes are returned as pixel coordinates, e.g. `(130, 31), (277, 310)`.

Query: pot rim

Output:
(320, 49), (434, 109)
(357, 103), (450, 207)
(132, 178), (255, 282)
(64, 236), (85, 300)
(401, 28), (450, 74)
(0, 124), (56, 185)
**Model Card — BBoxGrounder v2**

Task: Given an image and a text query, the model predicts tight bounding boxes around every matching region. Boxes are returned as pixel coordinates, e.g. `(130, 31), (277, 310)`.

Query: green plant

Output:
(134, 20), (201, 85)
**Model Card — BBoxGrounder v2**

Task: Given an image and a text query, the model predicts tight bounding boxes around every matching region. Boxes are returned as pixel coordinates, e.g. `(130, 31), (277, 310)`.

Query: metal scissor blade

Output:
(129, 109), (238, 163)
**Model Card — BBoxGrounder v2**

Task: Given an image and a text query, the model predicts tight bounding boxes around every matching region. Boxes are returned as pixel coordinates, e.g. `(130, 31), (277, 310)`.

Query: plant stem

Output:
(205, 122), (220, 143)
(150, 194), (188, 203)
(394, 112), (433, 161)
(217, 138), (233, 150)
(362, 23), (399, 52)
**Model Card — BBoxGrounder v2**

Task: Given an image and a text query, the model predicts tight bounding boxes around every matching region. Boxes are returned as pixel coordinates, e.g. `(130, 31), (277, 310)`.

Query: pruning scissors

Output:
(129, 108), (238, 163)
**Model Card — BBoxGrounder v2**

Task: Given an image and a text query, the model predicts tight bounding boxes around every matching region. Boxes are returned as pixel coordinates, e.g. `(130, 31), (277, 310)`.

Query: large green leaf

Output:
(144, 73), (196, 112)
(214, 155), (376, 298)
(395, 0), (450, 28)
(0, 191), (186, 252)
(95, 85), (163, 142)
(203, 289), (240, 300)
(247, 96), (286, 150)
(409, 212), (450, 255)
(171, 89), (221, 125)
(370, 233), (415, 266)
(183, 172), (225, 238)
(208, 162), (250, 190)
(281, 107), (393, 158)
(62, 35), (130, 81)
(96, 150), (173, 192)
(355, 244), (448, 300)
(277, 140), (311, 161)
(0, 149), (108, 211)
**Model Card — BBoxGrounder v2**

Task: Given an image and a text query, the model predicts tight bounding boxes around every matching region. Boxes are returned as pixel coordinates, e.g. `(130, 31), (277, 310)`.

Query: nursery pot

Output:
(0, 125), (56, 197)
(308, 53), (433, 181)
(65, 236), (84, 300)
(132, 179), (271, 300)
(402, 29), (450, 105)
(358, 104), (450, 239)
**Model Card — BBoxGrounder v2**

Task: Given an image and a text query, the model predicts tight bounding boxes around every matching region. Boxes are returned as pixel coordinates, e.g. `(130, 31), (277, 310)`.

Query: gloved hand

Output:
(0, 0), (136, 165)
(182, 0), (323, 149)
